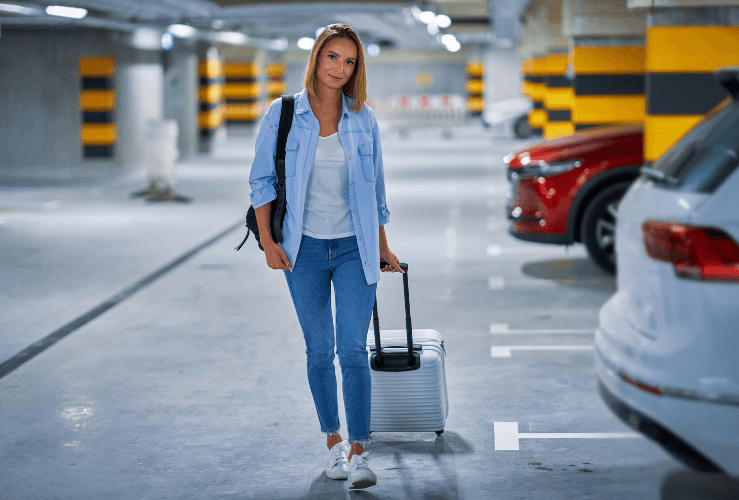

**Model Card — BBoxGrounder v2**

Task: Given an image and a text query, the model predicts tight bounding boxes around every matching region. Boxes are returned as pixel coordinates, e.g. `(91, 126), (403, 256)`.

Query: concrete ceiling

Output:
(0, 0), (531, 51)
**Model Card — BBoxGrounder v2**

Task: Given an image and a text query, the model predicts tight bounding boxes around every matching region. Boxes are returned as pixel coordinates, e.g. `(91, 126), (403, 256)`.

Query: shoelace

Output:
(329, 444), (348, 467)
(350, 451), (371, 470)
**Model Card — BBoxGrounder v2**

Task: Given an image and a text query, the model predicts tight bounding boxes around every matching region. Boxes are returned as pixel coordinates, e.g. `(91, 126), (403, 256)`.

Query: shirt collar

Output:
(295, 88), (353, 117)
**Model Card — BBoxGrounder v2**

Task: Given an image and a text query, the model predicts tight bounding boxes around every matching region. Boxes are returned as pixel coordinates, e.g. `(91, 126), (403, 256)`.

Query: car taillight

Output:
(642, 221), (739, 282)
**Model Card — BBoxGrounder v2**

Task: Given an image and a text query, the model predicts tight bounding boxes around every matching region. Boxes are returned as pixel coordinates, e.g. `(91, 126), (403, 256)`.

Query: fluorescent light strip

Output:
(46, 5), (87, 19)
(0, 3), (37, 15)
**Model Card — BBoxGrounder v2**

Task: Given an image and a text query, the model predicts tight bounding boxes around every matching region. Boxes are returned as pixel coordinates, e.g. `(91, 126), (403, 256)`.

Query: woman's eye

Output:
(346, 60), (354, 66)
(328, 54), (336, 60)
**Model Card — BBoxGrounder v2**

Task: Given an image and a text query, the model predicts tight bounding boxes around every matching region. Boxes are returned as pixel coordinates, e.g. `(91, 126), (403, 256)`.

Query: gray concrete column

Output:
(640, 5), (739, 161)
(163, 45), (199, 159)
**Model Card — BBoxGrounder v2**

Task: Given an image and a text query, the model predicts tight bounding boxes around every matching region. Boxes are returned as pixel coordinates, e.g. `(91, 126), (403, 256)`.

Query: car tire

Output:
(580, 182), (631, 274)
(514, 115), (532, 139)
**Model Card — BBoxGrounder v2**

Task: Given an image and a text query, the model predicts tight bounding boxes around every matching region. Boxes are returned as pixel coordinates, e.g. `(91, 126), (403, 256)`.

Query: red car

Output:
(505, 124), (644, 273)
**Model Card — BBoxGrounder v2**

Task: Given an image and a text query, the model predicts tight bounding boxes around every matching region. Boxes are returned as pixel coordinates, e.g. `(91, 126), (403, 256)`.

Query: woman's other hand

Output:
(380, 248), (403, 273)
(263, 240), (292, 271)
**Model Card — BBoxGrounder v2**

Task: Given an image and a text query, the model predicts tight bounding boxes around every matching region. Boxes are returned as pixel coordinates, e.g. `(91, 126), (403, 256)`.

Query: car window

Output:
(651, 101), (739, 193)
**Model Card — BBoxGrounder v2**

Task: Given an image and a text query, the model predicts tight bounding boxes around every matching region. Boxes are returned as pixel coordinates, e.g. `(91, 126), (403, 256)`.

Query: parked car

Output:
(596, 68), (739, 476)
(505, 124), (643, 273)
(483, 97), (533, 138)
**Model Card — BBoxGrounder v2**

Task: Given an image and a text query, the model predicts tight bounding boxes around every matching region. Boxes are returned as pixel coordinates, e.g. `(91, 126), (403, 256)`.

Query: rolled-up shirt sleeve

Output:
(371, 116), (390, 226)
(248, 99), (281, 209)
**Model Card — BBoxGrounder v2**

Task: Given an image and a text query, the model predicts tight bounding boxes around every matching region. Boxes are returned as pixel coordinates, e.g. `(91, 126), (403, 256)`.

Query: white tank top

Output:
(302, 132), (355, 239)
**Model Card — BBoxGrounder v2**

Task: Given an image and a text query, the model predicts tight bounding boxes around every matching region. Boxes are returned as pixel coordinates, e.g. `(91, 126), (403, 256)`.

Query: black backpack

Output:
(235, 95), (294, 251)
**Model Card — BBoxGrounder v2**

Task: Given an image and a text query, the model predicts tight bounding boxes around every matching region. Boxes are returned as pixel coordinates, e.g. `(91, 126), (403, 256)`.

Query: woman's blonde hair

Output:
(304, 23), (366, 114)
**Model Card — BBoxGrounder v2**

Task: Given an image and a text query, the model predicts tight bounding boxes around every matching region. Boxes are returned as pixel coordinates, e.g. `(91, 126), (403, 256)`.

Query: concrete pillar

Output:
(466, 59), (485, 115)
(562, 0), (648, 132)
(163, 45), (199, 159)
(197, 45), (224, 153)
(219, 45), (263, 129)
(570, 37), (646, 131)
(526, 56), (548, 135)
(265, 60), (287, 104)
(641, 6), (739, 162)
(543, 52), (574, 139)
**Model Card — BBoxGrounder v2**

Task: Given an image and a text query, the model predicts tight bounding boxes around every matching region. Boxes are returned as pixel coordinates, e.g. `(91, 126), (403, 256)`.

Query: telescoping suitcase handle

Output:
(372, 262), (421, 372)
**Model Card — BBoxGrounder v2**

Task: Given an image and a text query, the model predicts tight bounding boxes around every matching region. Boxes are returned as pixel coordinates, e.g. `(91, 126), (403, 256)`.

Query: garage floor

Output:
(1, 124), (737, 499)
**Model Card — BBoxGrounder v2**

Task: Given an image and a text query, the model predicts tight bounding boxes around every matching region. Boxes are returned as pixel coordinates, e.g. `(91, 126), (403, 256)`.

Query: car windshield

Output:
(651, 100), (739, 193)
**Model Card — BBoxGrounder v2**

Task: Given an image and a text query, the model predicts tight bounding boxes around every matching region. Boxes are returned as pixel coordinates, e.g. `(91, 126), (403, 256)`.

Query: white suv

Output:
(596, 68), (739, 476)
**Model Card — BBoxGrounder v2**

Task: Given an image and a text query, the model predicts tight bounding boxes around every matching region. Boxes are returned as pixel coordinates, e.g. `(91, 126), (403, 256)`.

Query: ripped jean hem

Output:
(348, 436), (371, 447)
(322, 427), (341, 437)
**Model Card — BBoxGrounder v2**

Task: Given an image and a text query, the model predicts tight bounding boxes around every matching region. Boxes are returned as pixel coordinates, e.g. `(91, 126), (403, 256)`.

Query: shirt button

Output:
(353, 209), (356, 212)
(359, 237), (362, 240)
(349, 156), (352, 159)
(351, 182), (353, 186)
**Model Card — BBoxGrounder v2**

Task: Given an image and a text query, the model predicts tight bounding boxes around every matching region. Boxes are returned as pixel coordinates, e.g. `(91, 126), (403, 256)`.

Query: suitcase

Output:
(367, 262), (449, 434)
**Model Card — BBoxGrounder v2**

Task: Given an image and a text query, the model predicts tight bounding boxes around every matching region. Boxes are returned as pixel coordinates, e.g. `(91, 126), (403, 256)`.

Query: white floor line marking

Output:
(485, 245), (589, 256)
(494, 422), (642, 450)
(491, 345), (595, 358)
(488, 277), (505, 290)
(487, 277), (560, 290)
(489, 324), (595, 335)
(486, 245), (503, 256)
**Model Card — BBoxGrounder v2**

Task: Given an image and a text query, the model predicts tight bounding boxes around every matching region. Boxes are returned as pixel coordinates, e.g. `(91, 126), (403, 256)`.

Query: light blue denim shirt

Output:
(249, 89), (390, 285)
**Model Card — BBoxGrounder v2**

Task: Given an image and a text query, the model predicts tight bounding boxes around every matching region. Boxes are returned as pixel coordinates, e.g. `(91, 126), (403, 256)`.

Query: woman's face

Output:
(314, 36), (357, 94)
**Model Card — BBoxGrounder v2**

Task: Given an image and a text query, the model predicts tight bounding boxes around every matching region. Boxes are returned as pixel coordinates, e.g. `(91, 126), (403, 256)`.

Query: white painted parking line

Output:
(486, 244), (589, 257)
(488, 277), (505, 290)
(487, 277), (558, 290)
(494, 422), (642, 450)
(489, 323), (595, 335)
(491, 345), (594, 357)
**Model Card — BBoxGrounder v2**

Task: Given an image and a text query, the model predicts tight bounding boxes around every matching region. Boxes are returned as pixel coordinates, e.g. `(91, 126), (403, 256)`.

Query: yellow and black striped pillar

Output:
(265, 63), (286, 102)
(79, 56), (116, 159)
(525, 57), (547, 135)
(466, 62), (485, 115)
(198, 59), (224, 140)
(571, 42), (646, 132)
(645, 20), (739, 162)
(543, 53), (574, 140)
(223, 62), (261, 124)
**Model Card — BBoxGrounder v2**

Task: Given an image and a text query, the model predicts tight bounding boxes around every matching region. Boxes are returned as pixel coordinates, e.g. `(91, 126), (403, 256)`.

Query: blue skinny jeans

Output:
(284, 235), (377, 446)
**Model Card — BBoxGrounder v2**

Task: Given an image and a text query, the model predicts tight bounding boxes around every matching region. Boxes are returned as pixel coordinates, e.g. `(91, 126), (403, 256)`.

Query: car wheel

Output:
(514, 115), (532, 139)
(580, 182), (630, 274)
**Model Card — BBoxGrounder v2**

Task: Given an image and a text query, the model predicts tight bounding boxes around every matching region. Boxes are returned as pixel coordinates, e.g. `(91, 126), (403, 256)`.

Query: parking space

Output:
(7, 126), (737, 498)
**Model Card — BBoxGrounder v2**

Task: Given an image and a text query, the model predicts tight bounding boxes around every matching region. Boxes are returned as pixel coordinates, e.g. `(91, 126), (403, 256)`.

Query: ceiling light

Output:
(436, 15), (452, 29)
(446, 41), (461, 53)
(211, 20), (224, 29)
(0, 3), (36, 15)
(419, 11), (436, 24)
(367, 43), (380, 58)
(46, 5), (87, 19)
(427, 23), (439, 36)
(215, 32), (248, 45)
(161, 33), (174, 51)
(297, 37), (315, 50)
(410, 6), (421, 21)
(441, 34), (457, 46)
(315, 26), (326, 38)
(167, 24), (197, 38)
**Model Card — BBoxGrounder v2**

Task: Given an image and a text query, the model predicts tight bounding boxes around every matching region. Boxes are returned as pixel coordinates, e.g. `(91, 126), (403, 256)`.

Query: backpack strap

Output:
(274, 94), (295, 183)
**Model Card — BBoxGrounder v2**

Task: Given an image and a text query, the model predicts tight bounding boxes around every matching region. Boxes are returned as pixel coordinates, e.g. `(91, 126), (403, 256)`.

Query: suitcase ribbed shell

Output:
(366, 329), (449, 432)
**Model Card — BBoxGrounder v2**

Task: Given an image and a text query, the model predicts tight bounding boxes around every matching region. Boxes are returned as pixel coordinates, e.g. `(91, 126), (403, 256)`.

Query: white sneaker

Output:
(325, 441), (349, 480)
(348, 451), (377, 489)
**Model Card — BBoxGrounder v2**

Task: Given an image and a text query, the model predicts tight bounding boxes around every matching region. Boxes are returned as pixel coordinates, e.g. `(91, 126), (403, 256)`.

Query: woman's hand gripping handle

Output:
(255, 203), (292, 271)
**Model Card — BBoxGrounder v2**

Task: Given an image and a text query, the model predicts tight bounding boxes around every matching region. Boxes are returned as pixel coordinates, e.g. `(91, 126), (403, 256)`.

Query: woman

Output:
(248, 24), (401, 489)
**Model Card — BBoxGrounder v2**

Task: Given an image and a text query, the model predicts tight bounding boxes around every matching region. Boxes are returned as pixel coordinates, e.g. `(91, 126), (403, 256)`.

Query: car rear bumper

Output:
(596, 300), (739, 476)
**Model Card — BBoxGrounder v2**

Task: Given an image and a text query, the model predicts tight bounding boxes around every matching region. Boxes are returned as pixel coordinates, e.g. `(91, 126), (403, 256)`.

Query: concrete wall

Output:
(0, 27), (198, 183)
(0, 28), (119, 182)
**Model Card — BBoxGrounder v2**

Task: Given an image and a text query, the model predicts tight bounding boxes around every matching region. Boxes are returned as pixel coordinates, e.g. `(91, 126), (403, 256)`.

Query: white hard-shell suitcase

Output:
(367, 263), (449, 434)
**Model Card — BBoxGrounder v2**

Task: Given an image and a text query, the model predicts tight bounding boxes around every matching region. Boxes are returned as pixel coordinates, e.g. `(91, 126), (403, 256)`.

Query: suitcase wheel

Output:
(436, 430), (444, 436)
